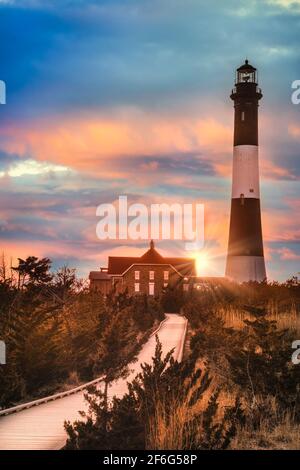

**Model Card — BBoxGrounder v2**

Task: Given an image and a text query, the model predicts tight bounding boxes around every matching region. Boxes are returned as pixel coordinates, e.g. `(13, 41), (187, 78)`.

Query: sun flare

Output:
(193, 251), (210, 276)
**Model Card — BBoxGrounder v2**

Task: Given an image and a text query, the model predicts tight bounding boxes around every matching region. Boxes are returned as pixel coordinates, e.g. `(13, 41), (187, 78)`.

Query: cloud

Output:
(0, 0), (299, 281)
(1, 159), (69, 177)
(261, 160), (297, 180)
(1, 0), (300, 124)
(288, 124), (300, 138)
(267, 0), (300, 9)
(0, 111), (232, 179)
(277, 247), (300, 260)
(2, 107), (300, 185)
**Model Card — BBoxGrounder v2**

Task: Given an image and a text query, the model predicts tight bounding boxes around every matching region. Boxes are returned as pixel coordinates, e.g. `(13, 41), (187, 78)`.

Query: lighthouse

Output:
(226, 60), (266, 282)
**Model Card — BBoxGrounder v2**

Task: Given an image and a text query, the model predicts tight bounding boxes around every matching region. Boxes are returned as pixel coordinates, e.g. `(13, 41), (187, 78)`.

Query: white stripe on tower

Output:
(232, 145), (260, 199)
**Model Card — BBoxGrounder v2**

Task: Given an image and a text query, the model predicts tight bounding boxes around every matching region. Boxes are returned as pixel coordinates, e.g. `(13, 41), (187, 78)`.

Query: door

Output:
(149, 282), (154, 296)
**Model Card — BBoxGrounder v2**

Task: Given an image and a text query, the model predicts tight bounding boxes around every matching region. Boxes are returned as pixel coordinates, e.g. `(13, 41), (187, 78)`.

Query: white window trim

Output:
(163, 270), (169, 280)
(149, 270), (155, 280)
(134, 270), (140, 280)
(134, 282), (140, 292)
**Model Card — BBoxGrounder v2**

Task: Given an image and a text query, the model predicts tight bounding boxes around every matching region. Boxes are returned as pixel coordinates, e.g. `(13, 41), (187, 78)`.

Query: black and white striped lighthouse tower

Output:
(226, 60), (266, 282)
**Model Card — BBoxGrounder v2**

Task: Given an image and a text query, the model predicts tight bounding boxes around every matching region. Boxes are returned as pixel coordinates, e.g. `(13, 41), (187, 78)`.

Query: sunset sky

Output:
(0, 0), (299, 281)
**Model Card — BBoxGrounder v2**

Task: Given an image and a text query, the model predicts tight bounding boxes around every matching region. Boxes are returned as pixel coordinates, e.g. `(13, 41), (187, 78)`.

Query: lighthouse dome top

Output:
(237, 59), (256, 72)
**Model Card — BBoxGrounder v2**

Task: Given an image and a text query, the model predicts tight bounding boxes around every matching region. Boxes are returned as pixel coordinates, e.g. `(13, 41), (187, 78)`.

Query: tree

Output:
(52, 265), (76, 300)
(160, 285), (185, 313)
(0, 294), (66, 404)
(91, 308), (139, 432)
(13, 256), (52, 289)
(64, 338), (243, 450)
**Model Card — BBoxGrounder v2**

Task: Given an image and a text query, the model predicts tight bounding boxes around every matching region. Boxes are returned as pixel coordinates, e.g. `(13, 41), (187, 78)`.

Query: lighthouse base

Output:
(225, 255), (266, 283)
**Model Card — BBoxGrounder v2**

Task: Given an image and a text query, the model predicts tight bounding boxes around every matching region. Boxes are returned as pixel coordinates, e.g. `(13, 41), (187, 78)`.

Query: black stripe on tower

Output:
(231, 82), (262, 146)
(227, 198), (264, 257)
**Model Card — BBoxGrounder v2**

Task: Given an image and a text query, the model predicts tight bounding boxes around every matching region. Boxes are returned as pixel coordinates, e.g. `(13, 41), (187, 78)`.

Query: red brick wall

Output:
(122, 264), (182, 296)
(90, 264), (185, 296)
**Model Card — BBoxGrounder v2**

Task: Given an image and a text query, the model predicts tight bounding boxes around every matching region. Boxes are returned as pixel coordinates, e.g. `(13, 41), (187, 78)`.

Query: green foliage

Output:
(195, 389), (244, 450)
(64, 338), (243, 450)
(2, 255), (300, 448)
(186, 290), (300, 426)
(131, 294), (164, 331)
(0, 256), (162, 408)
(226, 306), (300, 415)
(160, 285), (185, 313)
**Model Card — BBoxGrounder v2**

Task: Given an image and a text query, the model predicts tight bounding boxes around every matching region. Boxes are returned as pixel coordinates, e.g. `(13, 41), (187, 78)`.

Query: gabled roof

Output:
(108, 257), (140, 276)
(107, 240), (196, 276)
(139, 240), (165, 263)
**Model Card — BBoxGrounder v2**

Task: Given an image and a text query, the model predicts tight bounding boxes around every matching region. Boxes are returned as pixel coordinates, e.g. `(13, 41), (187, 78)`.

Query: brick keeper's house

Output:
(89, 240), (196, 296)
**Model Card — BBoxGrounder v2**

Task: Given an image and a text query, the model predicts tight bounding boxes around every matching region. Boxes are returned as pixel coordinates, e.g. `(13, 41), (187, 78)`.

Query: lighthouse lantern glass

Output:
(236, 69), (257, 84)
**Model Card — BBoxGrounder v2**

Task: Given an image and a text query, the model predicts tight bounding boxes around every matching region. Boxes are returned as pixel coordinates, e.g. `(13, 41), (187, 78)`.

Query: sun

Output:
(192, 251), (210, 276)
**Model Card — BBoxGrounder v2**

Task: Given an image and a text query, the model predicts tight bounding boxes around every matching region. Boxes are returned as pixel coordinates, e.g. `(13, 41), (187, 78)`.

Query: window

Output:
(149, 271), (154, 280)
(135, 270), (140, 280)
(241, 111), (245, 121)
(164, 283), (168, 288)
(183, 284), (189, 292)
(134, 283), (140, 293)
(149, 282), (154, 296)
(163, 271), (169, 281)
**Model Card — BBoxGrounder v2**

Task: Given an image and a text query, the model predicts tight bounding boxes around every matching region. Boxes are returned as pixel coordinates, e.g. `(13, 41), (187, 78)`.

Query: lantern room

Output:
(236, 59), (257, 84)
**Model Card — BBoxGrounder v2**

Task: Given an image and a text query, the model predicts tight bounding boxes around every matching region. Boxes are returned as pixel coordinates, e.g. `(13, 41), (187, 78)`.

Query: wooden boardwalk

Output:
(0, 314), (187, 450)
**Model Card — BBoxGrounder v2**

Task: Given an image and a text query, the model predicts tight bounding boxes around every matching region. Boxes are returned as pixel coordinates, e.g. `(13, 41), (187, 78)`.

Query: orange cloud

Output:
(263, 208), (300, 243)
(0, 109), (232, 178)
(277, 247), (300, 261)
(261, 159), (296, 180)
(2, 108), (296, 185)
(288, 124), (300, 139)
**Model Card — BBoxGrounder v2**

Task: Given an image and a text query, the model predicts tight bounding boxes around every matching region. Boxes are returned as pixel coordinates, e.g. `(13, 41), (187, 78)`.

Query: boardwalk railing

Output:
(0, 375), (105, 417)
(0, 315), (171, 418)
(175, 316), (188, 363)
